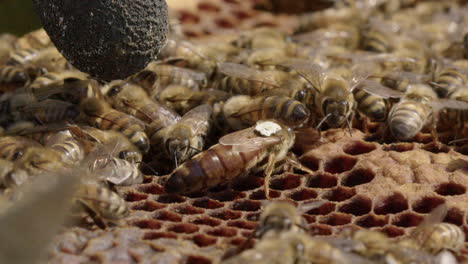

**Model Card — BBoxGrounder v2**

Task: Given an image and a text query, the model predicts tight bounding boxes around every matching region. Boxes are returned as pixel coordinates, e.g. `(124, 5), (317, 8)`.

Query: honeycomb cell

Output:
(444, 207), (464, 226)
(434, 182), (466, 196)
(231, 199), (261, 212)
(143, 231), (177, 240)
(192, 198), (224, 209)
(308, 224), (333, 236)
(341, 168), (375, 187)
(192, 234), (218, 247)
(198, 2), (222, 12)
(227, 220), (257, 230)
(183, 30), (201, 38)
(210, 209), (242, 220)
(124, 192), (148, 202)
(173, 204), (205, 215)
(343, 141), (376, 155)
(422, 142), (450, 153)
(374, 193), (409, 215)
(379, 226), (405, 237)
(307, 173), (338, 188)
(245, 212), (261, 221)
(322, 186), (356, 202)
(412, 196), (446, 214)
(157, 194), (187, 204)
(131, 201), (165, 212)
(207, 227), (237, 237)
(178, 11), (201, 24)
(324, 155), (357, 174)
(229, 237), (247, 246)
(288, 188), (317, 201)
(186, 255), (212, 264)
(338, 196), (372, 216)
(131, 219), (162, 230)
(248, 189), (281, 200)
(302, 214), (316, 224)
(392, 212), (424, 227)
(232, 10), (252, 20)
(269, 174), (302, 190)
(232, 176), (264, 191)
(383, 143), (414, 152)
(210, 190), (246, 202)
(168, 223), (199, 234)
(191, 216), (222, 227)
(138, 184), (164, 195)
(305, 201), (336, 215)
(215, 18), (236, 28)
(153, 210), (182, 222)
(319, 213), (352, 226)
(300, 155), (320, 171)
(355, 214), (389, 228)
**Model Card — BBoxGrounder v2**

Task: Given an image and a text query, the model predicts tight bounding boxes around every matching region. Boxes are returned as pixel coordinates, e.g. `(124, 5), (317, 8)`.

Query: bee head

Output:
(323, 98), (350, 127)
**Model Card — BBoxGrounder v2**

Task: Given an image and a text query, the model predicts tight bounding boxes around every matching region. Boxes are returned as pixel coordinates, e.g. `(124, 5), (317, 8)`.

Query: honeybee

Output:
(293, 23), (360, 50)
(0, 159), (28, 188)
(0, 65), (31, 92)
(73, 182), (129, 228)
(102, 80), (181, 124)
(69, 126), (143, 164)
(222, 95), (310, 130)
(34, 78), (102, 104)
(90, 156), (143, 186)
(431, 62), (467, 98)
(45, 130), (85, 165)
(151, 104), (212, 165)
(0, 33), (16, 64)
(6, 47), (69, 73)
(255, 201), (308, 238)
(14, 146), (66, 176)
(28, 70), (88, 91)
(15, 28), (51, 50)
(360, 20), (396, 53)
(399, 204), (465, 254)
(157, 85), (230, 115)
(79, 98), (150, 153)
(144, 63), (208, 90)
(16, 99), (80, 124)
(387, 83), (468, 140)
(0, 136), (41, 161)
(0, 92), (37, 124)
(353, 79), (389, 122)
(164, 120), (295, 198)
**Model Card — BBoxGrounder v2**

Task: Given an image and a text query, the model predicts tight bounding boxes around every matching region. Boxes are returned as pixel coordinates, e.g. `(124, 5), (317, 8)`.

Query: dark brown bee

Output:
(165, 120), (295, 197)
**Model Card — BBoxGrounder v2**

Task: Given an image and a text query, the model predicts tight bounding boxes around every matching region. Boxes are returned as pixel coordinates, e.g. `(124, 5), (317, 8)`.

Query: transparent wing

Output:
(178, 104), (213, 136)
(218, 62), (279, 87)
(430, 98), (468, 111)
(219, 127), (281, 152)
(278, 58), (323, 93)
(358, 79), (404, 98)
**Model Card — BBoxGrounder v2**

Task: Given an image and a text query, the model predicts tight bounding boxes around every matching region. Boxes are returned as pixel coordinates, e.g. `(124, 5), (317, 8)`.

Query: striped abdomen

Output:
(353, 89), (387, 121)
(434, 68), (466, 98)
(411, 223), (465, 254)
(88, 110), (149, 153)
(76, 183), (129, 220)
(0, 136), (39, 161)
(134, 100), (180, 124)
(388, 100), (429, 140)
(361, 30), (391, 53)
(0, 65), (29, 90)
(241, 96), (310, 127)
(165, 144), (268, 193)
(7, 48), (38, 65)
(46, 134), (84, 165)
(219, 77), (277, 96)
(21, 103), (80, 124)
(95, 157), (143, 186)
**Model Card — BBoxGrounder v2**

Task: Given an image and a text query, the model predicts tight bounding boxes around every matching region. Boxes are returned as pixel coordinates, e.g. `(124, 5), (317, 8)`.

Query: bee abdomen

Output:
(0, 65), (29, 85)
(362, 32), (391, 53)
(388, 102), (427, 140)
(50, 140), (84, 164)
(354, 90), (387, 121)
(412, 223), (465, 253)
(263, 96), (310, 126)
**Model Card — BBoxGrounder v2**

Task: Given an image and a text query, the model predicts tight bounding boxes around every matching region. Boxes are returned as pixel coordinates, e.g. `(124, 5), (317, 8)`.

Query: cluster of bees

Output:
(224, 201), (465, 264)
(0, 0), (467, 262)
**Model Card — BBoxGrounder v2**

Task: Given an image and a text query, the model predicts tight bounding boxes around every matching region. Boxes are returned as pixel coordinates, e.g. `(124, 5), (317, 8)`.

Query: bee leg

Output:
(78, 201), (108, 229)
(284, 153), (314, 175)
(430, 111), (441, 144)
(263, 153), (278, 200)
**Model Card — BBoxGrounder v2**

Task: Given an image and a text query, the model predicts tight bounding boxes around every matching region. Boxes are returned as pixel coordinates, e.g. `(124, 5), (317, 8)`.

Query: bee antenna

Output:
(174, 152), (178, 168)
(448, 138), (468, 145)
(346, 117), (353, 137)
(316, 113), (331, 130)
(136, 161), (159, 176)
(185, 145), (202, 153)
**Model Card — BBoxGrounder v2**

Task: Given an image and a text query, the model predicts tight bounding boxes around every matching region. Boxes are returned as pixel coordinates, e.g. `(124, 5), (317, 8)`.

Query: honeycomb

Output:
(46, 128), (468, 263)
(1, 0), (467, 263)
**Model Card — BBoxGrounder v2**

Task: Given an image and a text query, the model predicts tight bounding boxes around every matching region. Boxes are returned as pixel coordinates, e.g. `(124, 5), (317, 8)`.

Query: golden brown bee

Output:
(79, 98), (150, 153)
(45, 130), (85, 165)
(6, 47), (69, 73)
(102, 80), (181, 125)
(431, 62), (467, 98)
(222, 95), (310, 130)
(164, 120), (295, 197)
(74, 182), (129, 228)
(15, 28), (51, 50)
(233, 27), (288, 50)
(0, 159), (28, 188)
(0, 65), (31, 92)
(157, 85), (230, 115)
(293, 23), (360, 50)
(151, 104), (212, 165)
(28, 70), (88, 91)
(90, 156), (143, 186)
(360, 25), (394, 53)
(255, 201), (308, 238)
(144, 63), (208, 91)
(14, 146), (66, 176)
(353, 81), (388, 122)
(400, 204), (465, 254)
(0, 33), (17, 64)
(34, 78), (102, 105)
(0, 136), (41, 161)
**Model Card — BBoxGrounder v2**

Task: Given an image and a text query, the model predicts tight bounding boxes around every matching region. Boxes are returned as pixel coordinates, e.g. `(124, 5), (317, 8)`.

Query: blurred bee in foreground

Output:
(165, 120), (305, 198)
(150, 104), (212, 166)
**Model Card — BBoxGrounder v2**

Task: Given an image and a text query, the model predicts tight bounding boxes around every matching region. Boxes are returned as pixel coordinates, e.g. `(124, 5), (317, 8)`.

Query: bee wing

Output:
(218, 62), (279, 87)
(21, 99), (75, 112)
(358, 79), (404, 98)
(179, 104), (213, 135)
(420, 204), (448, 227)
(219, 127), (281, 152)
(350, 62), (374, 90)
(279, 59), (323, 93)
(430, 99), (468, 111)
